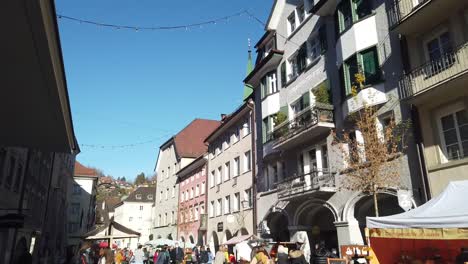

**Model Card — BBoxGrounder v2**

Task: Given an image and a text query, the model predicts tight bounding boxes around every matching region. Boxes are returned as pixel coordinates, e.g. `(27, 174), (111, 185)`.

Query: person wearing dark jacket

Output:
(169, 246), (176, 264)
(199, 247), (209, 264)
(175, 243), (184, 264)
(289, 249), (307, 264)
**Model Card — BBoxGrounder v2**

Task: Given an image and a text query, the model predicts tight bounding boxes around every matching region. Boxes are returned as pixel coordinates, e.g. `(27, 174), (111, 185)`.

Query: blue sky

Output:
(56, 0), (271, 181)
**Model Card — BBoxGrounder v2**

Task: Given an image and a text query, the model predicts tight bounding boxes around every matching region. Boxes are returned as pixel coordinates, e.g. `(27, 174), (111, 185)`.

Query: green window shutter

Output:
(361, 47), (379, 84)
(260, 77), (265, 99)
(280, 62), (287, 87)
(302, 91), (310, 109)
(319, 25), (327, 53)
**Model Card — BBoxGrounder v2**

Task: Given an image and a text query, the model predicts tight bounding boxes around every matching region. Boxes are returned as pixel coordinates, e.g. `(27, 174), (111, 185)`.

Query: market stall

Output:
(366, 181), (468, 263)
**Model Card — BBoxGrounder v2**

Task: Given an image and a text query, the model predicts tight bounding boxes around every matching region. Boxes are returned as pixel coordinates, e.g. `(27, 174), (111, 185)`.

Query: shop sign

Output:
(340, 245), (369, 258)
(217, 222), (223, 232)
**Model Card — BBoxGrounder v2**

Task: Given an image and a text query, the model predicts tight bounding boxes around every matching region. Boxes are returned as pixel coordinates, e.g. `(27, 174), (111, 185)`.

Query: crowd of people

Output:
(74, 241), (314, 264)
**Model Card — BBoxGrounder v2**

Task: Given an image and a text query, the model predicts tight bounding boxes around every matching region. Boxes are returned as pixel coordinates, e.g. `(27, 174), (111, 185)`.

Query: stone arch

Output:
(240, 227), (249, 236)
(293, 198), (340, 225)
(180, 236), (185, 242)
(209, 231), (219, 252)
(266, 212), (290, 242)
(341, 189), (417, 222)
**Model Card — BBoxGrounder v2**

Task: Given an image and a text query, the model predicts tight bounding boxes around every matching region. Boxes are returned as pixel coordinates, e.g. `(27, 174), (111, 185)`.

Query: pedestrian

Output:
(254, 247), (269, 264)
(169, 246), (176, 264)
(215, 246), (226, 264)
(175, 243), (184, 264)
(99, 248), (114, 264)
(191, 247), (198, 264)
(115, 249), (124, 264)
(288, 248), (307, 264)
(153, 248), (160, 264)
(199, 246), (208, 264)
(131, 245), (147, 264)
(157, 246), (170, 264)
(276, 245), (288, 264)
(207, 247), (214, 264)
(144, 247), (150, 264)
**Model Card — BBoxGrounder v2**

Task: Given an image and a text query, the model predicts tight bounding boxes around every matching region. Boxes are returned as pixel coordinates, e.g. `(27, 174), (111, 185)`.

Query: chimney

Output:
(221, 114), (227, 120)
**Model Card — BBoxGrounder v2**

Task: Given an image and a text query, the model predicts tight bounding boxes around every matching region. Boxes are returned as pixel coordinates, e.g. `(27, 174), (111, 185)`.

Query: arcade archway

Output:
(266, 212), (290, 242)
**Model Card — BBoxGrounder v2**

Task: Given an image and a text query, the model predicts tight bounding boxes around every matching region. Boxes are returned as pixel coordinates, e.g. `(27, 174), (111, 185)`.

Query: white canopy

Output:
(367, 180), (468, 229)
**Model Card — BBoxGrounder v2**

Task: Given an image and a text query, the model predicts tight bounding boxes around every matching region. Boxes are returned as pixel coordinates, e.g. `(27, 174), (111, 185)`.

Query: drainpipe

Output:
(38, 152), (56, 261)
(247, 99), (257, 235)
(411, 106), (431, 202)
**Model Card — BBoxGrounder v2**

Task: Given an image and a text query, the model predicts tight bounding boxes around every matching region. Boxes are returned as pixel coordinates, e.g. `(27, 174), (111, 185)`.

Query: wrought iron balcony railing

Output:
(276, 168), (336, 199)
(399, 42), (468, 99)
(387, 0), (431, 28)
(269, 104), (334, 144)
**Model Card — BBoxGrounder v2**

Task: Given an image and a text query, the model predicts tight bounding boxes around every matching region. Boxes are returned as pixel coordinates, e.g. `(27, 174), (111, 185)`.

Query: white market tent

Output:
(367, 180), (468, 229)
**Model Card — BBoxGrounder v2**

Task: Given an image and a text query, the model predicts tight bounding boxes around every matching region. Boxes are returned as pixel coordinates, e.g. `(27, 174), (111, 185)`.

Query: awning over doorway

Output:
(223, 234), (258, 245)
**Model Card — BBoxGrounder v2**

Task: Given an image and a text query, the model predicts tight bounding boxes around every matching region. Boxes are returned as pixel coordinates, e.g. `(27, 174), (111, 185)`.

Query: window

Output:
(234, 157), (240, 176)
(291, 93), (310, 117)
(280, 62), (287, 87)
(281, 161), (287, 180)
(161, 170), (164, 181)
(201, 181), (206, 194)
(224, 196), (231, 214)
(288, 44), (307, 81)
(139, 205), (144, 211)
(171, 211), (174, 224)
(224, 162), (231, 181)
(190, 187), (194, 199)
(216, 167), (222, 185)
(181, 193), (184, 202)
(136, 194), (142, 200)
(200, 203), (205, 214)
(233, 127), (240, 143)
(308, 35), (321, 63)
(243, 117), (251, 136)
(244, 151), (251, 172)
(189, 207), (193, 221)
(309, 149), (318, 172)
(298, 154), (305, 175)
(210, 171), (215, 187)
(288, 12), (296, 34)
(72, 183), (82, 195)
(233, 192), (240, 212)
(172, 186), (175, 197)
(158, 215), (161, 226)
(260, 72), (278, 99)
(426, 32), (454, 76)
(272, 164), (278, 184)
(164, 213), (168, 225)
(297, 5), (305, 24)
(129, 217), (133, 222)
(342, 47), (380, 96)
(165, 188), (169, 200)
(322, 145), (329, 169)
(439, 109), (468, 161)
(147, 194), (154, 200)
(209, 201), (214, 217)
(159, 191), (163, 202)
(195, 184), (200, 196)
(167, 167), (170, 178)
(223, 135), (230, 150)
(244, 188), (253, 208)
(195, 205), (199, 220)
(216, 199), (222, 216)
(336, 0), (372, 33)
(215, 145), (221, 156)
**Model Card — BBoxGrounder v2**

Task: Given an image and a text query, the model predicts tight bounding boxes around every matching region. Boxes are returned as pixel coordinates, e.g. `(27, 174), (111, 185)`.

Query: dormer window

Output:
(288, 12), (296, 34)
(147, 195), (153, 200)
(136, 194), (142, 200)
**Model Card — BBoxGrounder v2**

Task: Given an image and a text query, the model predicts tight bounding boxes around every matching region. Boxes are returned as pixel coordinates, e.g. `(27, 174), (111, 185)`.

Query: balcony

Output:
(399, 43), (468, 103)
(276, 169), (336, 199)
(387, 0), (464, 34)
(270, 104), (334, 150)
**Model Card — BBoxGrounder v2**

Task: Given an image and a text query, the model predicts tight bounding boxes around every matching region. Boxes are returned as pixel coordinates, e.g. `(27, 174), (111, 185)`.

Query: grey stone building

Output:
(245, 0), (426, 259)
(204, 102), (255, 252)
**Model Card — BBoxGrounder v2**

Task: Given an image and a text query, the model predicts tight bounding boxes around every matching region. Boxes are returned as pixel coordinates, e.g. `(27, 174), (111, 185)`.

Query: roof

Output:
(74, 161), (97, 177)
(204, 102), (251, 144)
(173, 119), (220, 158)
(105, 197), (122, 213)
(176, 155), (207, 181)
(124, 186), (156, 203)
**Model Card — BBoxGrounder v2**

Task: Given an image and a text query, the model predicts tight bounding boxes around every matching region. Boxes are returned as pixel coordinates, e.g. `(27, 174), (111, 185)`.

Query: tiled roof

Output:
(74, 161), (97, 177)
(173, 119), (220, 158)
(124, 186), (156, 203)
(105, 197), (122, 212)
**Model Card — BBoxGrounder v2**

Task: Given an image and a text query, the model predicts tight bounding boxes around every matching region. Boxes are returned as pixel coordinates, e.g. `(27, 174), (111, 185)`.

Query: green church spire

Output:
(243, 38), (254, 101)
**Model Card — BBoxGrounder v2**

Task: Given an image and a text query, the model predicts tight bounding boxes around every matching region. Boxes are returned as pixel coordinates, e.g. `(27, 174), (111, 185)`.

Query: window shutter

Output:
(262, 118), (267, 143)
(280, 62), (287, 87)
(266, 73), (271, 95)
(299, 43), (307, 72)
(319, 24), (327, 53)
(260, 77), (266, 99)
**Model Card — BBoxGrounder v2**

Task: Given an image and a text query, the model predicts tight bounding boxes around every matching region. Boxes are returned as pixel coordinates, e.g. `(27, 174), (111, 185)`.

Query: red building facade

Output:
(176, 156), (208, 245)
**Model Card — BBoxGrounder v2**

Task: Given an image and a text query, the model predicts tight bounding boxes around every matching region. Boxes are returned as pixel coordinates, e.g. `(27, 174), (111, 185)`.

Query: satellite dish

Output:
(226, 214), (236, 223)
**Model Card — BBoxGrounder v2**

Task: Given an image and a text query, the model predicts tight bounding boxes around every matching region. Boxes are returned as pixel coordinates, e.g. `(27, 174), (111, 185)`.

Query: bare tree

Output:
(333, 72), (411, 216)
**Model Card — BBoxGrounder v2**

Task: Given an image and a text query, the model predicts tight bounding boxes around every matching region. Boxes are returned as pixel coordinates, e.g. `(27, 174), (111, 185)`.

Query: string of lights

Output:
(57, 10), (248, 31)
(80, 132), (174, 149)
